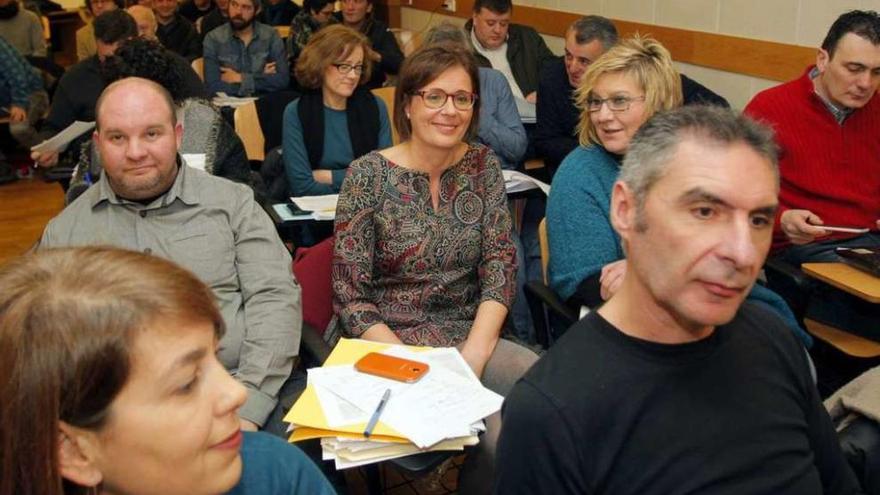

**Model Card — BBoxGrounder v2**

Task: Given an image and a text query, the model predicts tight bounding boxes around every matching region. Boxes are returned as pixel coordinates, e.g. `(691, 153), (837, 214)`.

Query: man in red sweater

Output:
(745, 10), (880, 337)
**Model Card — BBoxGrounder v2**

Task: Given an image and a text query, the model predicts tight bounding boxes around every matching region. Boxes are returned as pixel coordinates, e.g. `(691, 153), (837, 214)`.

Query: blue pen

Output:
(364, 389), (391, 438)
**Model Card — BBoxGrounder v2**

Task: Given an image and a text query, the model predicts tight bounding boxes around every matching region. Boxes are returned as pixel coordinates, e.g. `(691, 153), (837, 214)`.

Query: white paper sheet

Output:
(182, 153), (206, 171)
(503, 170), (551, 195)
(30, 121), (95, 154)
(211, 92), (258, 108)
(290, 194), (338, 215)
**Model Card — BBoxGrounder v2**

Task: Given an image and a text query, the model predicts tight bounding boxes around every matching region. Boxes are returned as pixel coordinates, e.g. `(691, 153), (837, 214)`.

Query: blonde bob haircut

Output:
(574, 35), (682, 147)
(295, 24), (373, 90)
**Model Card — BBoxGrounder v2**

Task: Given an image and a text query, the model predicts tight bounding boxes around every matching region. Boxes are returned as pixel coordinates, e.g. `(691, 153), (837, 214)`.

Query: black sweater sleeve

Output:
(494, 381), (589, 494)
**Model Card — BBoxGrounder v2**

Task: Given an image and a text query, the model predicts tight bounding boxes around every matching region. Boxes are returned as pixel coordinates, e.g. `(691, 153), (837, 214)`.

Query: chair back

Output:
(191, 57), (205, 82)
(275, 25), (291, 39)
(390, 28), (422, 57)
(538, 217), (549, 284)
(234, 101), (266, 161)
(292, 236), (335, 334)
(371, 86), (398, 145)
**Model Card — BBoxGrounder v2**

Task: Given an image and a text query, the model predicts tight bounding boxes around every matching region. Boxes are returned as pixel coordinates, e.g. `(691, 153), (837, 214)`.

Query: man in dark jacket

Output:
(153, 0), (202, 60)
(331, 0), (402, 89)
(464, 0), (554, 123)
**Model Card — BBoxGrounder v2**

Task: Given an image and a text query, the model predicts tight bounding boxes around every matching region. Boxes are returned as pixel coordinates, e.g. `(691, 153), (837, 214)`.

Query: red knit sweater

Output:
(744, 66), (880, 252)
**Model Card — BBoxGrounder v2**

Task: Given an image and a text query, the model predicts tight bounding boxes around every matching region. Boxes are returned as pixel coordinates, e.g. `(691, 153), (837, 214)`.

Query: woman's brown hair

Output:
(294, 24), (373, 89)
(0, 247), (224, 495)
(393, 42), (481, 142)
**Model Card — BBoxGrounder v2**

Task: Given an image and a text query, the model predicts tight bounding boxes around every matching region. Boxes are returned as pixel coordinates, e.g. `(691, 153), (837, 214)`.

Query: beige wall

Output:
(401, 1), (879, 108)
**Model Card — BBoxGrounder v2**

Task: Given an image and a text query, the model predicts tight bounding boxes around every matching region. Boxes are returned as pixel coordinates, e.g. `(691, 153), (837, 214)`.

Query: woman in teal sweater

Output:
(283, 25), (391, 197)
(546, 37), (811, 346)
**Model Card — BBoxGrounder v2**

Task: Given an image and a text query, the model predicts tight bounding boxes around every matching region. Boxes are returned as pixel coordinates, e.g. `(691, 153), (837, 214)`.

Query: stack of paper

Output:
(284, 338), (503, 469)
(212, 93), (258, 108)
(503, 170), (550, 195)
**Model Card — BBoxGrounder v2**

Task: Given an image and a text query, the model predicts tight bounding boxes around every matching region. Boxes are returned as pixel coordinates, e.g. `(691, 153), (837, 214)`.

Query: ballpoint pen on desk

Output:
(363, 388), (391, 439)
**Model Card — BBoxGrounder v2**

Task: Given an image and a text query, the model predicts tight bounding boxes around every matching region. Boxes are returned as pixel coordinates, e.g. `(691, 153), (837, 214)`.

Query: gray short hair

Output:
(621, 105), (779, 209)
(422, 22), (469, 50)
(569, 15), (618, 49)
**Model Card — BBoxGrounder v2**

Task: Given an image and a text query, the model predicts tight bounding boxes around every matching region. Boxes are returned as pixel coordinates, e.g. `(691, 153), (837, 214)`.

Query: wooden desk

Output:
(47, 10), (84, 67)
(801, 262), (880, 303)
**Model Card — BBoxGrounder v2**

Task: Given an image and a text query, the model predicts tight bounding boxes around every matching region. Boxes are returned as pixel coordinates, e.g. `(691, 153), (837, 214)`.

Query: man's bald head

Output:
(96, 77), (177, 131)
(127, 5), (158, 39)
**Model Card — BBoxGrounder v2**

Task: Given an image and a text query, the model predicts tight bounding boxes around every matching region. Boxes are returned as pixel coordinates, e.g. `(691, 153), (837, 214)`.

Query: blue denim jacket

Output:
(203, 22), (289, 96)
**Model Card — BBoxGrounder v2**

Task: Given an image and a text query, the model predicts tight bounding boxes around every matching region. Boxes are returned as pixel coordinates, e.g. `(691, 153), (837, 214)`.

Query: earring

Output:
(406, 112), (411, 119)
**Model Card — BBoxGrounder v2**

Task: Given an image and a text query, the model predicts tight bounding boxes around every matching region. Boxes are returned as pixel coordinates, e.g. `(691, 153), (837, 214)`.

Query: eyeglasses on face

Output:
(586, 95), (646, 113)
(412, 89), (478, 110)
(333, 63), (365, 75)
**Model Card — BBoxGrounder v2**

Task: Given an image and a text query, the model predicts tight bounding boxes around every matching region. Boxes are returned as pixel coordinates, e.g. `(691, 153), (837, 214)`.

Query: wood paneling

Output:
(399, 0), (815, 82)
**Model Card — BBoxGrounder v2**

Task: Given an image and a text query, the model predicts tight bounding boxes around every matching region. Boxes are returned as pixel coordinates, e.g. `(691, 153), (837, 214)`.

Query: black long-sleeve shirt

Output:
(157, 13), (202, 61)
(496, 303), (863, 495)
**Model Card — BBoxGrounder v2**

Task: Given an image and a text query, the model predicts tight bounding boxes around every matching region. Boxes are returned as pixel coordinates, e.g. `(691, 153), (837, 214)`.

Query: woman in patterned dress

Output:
(330, 43), (538, 494)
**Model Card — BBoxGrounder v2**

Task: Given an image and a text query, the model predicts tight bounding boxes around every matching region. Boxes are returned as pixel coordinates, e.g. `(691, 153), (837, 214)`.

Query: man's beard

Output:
(229, 15), (253, 31)
(0, 1), (20, 20)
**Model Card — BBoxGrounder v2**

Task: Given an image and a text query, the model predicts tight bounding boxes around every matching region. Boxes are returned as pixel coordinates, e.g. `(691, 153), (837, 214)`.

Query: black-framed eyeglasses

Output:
(586, 95), (646, 113)
(333, 63), (365, 75)
(412, 89), (478, 110)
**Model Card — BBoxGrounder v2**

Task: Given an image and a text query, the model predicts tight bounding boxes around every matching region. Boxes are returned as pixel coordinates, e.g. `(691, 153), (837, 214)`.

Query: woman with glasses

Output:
(282, 24), (391, 197)
(546, 37), (810, 347)
(547, 36), (681, 310)
(329, 43), (538, 494)
(0, 247), (334, 495)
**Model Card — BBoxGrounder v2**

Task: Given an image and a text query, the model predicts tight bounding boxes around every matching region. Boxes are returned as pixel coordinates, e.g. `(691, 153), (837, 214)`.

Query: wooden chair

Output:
(191, 57), (205, 82)
(805, 319), (880, 359)
(523, 218), (578, 348)
(389, 28), (422, 57)
(371, 86), (398, 145)
(274, 25), (290, 39)
(40, 15), (51, 45)
(233, 101), (266, 162)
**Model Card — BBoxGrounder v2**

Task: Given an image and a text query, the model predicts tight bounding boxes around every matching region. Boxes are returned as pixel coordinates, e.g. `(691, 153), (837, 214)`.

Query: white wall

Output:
(401, 1), (880, 108)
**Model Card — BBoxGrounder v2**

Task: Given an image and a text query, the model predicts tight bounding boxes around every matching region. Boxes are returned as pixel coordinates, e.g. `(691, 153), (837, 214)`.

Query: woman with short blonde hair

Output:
(575, 36), (682, 147)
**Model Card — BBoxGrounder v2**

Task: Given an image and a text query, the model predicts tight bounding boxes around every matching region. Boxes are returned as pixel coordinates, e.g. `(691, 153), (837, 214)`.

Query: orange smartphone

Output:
(354, 352), (430, 383)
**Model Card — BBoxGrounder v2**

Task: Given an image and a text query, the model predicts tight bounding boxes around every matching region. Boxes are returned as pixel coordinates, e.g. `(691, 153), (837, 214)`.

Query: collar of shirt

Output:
(470, 26), (508, 54)
(809, 65), (853, 124)
(92, 155), (201, 209)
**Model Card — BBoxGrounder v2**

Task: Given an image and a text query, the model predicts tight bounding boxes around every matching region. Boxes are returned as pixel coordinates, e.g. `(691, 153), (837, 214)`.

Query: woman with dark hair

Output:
(0, 247), (334, 495)
(286, 0), (333, 65)
(282, 24), (391, 197)
(67, 37), (254, 203)
(330, 43), (538, 494)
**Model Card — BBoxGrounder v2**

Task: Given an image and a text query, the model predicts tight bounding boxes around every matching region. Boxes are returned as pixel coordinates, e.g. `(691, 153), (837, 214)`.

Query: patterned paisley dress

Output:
(328, 144), (517, 347)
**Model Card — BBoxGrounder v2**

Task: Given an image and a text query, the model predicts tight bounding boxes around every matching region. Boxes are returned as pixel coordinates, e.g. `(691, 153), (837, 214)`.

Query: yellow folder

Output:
(284, 338), (430, 442)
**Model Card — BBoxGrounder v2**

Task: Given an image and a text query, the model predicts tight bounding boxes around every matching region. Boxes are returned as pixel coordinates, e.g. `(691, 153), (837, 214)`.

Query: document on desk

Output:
(291, 194), (338, 220)
(30, 121), (95, 154)
(503, 170), (551, 195)
(212, 92), (258, 108)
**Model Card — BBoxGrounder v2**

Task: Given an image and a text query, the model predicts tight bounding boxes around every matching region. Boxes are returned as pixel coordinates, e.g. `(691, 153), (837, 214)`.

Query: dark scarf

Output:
(0, 1), (20, 19)
(297, 86), (379, 169)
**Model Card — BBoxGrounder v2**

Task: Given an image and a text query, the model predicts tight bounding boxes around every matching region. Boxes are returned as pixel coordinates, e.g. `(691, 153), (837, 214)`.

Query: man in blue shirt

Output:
(0, 35), (46, 182)
(203, 0), (288, 96)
